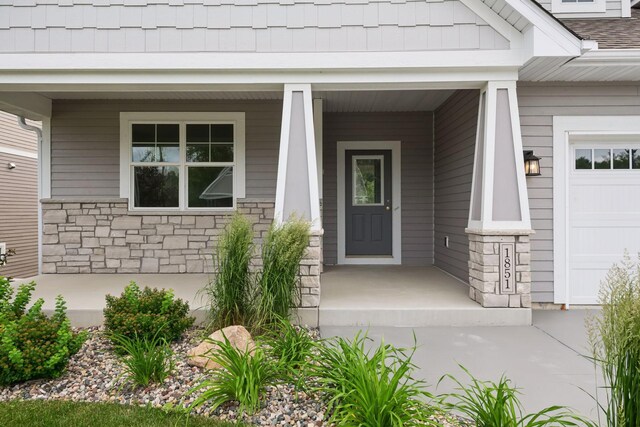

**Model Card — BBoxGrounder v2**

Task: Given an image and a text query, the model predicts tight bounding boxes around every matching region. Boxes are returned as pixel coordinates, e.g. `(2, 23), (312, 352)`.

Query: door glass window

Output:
(353, 156), (383, 206)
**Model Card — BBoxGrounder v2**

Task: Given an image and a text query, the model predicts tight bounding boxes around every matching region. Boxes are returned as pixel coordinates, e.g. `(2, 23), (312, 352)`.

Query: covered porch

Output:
(320, 266), (531, 326)
(0, 83), (535, 328)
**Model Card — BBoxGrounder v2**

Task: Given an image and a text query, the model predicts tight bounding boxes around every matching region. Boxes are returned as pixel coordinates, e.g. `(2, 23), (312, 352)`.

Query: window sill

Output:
(127, 209), (236, 216)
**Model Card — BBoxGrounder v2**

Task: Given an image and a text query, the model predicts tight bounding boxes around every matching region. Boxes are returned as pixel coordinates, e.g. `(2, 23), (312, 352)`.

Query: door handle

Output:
(385, 206), (391, 211)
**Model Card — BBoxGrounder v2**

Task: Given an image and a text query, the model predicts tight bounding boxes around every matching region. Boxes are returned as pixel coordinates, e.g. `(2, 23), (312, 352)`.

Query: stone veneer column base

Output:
(466, 230), (532, 308)
(298, 230), (323, 308)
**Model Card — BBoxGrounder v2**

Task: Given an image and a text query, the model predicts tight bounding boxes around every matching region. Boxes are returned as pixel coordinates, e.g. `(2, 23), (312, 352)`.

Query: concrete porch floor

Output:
(12, 274), (211, 327)
(319, 266), (531, 327)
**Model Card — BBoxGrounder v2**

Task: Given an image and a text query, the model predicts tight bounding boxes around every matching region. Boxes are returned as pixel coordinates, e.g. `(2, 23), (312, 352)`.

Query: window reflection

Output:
(575, 149), (592, 169)
(613, 149), (630, 169)
(594, 149), (611, 170)
(353, 158), (382, 205)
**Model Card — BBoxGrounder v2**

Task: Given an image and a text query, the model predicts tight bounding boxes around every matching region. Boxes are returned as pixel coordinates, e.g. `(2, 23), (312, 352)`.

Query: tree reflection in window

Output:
(134, 166), (179, 208)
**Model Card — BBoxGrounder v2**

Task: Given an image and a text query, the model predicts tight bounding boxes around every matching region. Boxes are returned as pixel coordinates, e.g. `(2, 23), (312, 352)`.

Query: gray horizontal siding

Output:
(517, 83), (640, 303)
(433, 89), (478, 282)
(322, 112), (434, 266)
(50, 99), (282, 199)
(0, 0), (509, 53)
(0, 110), (38, 154)
(0, 151), (38, 278)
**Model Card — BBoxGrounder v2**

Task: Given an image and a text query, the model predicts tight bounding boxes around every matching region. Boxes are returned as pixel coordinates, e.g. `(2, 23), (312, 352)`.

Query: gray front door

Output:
(345, 149), (392, 256)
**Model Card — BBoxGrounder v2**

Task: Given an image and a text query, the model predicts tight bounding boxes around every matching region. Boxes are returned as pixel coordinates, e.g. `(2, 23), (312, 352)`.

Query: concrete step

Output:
(319, 306), (532, 327)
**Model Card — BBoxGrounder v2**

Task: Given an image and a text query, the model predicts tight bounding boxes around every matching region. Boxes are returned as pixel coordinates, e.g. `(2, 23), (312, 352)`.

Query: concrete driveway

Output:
(321, 309), (602, 422)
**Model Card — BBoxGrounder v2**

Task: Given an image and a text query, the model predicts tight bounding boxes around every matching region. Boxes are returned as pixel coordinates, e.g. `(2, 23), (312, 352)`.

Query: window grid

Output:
(129, 121), (236, 211)
(574, 147), (640, 171)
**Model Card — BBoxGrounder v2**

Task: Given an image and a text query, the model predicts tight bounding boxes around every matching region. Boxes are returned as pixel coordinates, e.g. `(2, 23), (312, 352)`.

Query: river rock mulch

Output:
(0, 327), (470, 426)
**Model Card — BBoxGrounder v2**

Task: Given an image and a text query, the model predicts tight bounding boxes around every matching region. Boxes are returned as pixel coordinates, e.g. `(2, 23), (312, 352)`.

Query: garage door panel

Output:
(570, 226), (640, 254)
(568, 144), (640, 305)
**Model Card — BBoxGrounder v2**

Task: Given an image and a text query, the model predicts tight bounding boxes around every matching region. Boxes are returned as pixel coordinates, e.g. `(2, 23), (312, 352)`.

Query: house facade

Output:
(0, 110), (38, 279)
(1, 0), (639, 322)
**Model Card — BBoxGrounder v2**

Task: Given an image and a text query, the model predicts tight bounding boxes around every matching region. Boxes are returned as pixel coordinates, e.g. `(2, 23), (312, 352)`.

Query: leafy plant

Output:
(310, 332), (437, 426)
(104, 281), (194, 344)
(0, 277), (87, 385)
(189, 334), (278, 415)
(587, 253), (640, 427)
(257, 218), (310, 324)
(203, 213), (256, 331)
(110, 330), (174, 388)
(438, 366), (593, 427)
(259, 317), (315, 386)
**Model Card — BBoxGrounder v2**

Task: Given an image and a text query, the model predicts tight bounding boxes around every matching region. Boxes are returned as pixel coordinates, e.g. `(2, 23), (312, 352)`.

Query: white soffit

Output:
(35, 90), (456, 112)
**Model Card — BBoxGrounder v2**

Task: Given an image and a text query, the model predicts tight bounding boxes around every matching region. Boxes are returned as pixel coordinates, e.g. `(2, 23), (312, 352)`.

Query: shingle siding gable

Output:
(0, 0), (510, 52)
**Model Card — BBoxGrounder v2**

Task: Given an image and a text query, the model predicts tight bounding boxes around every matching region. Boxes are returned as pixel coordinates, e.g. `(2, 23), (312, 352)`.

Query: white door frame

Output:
(337, 140), (402, 265)
(552, 116), (640, 305)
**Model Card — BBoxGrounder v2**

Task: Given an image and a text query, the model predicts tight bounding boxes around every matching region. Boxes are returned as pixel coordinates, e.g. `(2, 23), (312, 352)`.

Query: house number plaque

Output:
(499, 243), (515, 294)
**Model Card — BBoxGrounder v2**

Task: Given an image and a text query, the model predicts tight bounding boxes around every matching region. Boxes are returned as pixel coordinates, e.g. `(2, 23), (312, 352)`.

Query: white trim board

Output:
(0, 145), (37, 159)
(337, 141), (402, 265)
(552, 116), (640, 305)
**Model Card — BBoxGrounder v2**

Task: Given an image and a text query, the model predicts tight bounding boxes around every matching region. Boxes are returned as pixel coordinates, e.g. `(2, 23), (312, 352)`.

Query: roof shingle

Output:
(562, 9), (640, 50)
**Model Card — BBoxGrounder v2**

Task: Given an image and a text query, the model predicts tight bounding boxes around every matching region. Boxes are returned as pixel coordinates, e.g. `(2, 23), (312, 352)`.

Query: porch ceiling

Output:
(34, 89), (455, 113)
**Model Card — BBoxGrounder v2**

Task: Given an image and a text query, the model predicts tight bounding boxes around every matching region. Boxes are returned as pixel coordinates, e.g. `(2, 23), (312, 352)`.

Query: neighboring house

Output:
(0, 110), (39, 279)
(0, 0), (639, 322)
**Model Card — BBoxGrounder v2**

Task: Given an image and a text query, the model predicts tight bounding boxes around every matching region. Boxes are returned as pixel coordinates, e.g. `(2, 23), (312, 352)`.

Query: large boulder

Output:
(187, 325), (255, 370)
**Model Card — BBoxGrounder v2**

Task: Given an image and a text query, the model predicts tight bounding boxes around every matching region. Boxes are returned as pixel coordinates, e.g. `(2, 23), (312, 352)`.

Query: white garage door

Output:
(568, 144), (640, 304)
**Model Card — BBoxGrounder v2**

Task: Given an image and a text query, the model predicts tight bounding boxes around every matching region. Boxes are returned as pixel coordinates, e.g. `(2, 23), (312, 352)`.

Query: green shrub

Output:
(104, 281), (194, 344)
(259, 317), (315, 387)
(257, 218), (310, 324)
(0, 277), (87, 385)
(310, 332), (437, 426)
(587, 253), (640, 427)
(203, 213), (256, 331)
(438, 366), (593, 427)
(110, 330), (174, 388)
(189, 334), (278, 415)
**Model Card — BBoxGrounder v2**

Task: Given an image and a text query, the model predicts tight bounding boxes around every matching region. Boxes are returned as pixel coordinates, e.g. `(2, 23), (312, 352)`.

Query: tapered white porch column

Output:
(275, 84), (321, 230)
(466, 81), (533, 309)
(275, 84), (322, 312)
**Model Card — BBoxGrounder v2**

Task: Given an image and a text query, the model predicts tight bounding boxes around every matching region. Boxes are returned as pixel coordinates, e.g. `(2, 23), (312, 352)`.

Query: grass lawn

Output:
(0, 400), (244, 427)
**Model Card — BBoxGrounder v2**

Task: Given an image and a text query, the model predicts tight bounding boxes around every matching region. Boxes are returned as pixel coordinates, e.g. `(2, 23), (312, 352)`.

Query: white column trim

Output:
(314, 98), (323, 199)
(274, 88), (293, 225)
(302, 87), (321, 230)
(337, 140), (402, 265)
(552, 116), (640, 305)
(468, 81), (532, 232)
(274, 84), (321, 230)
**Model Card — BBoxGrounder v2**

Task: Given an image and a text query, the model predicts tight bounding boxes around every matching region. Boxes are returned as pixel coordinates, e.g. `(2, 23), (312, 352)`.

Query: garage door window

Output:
(575, 148), (640, 170)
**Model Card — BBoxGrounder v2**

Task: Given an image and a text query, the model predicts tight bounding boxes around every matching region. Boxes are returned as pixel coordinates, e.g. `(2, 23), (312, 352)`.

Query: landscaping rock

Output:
(187, 325), (256, 370)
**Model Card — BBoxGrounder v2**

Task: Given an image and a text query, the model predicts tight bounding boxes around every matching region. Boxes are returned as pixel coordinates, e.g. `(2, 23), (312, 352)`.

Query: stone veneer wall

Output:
(467, 232), (532, 308)
(41, 198), (321, 308)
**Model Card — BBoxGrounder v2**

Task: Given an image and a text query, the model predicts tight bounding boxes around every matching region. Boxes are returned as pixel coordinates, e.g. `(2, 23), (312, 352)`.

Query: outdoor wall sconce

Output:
(7, 162), (16, 170)
(523, 150), (541, 176)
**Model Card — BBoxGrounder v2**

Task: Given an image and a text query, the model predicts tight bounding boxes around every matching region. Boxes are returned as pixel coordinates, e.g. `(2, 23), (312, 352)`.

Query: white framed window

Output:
(120, 112), (245, 212)
(552, 0), (606, 14)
